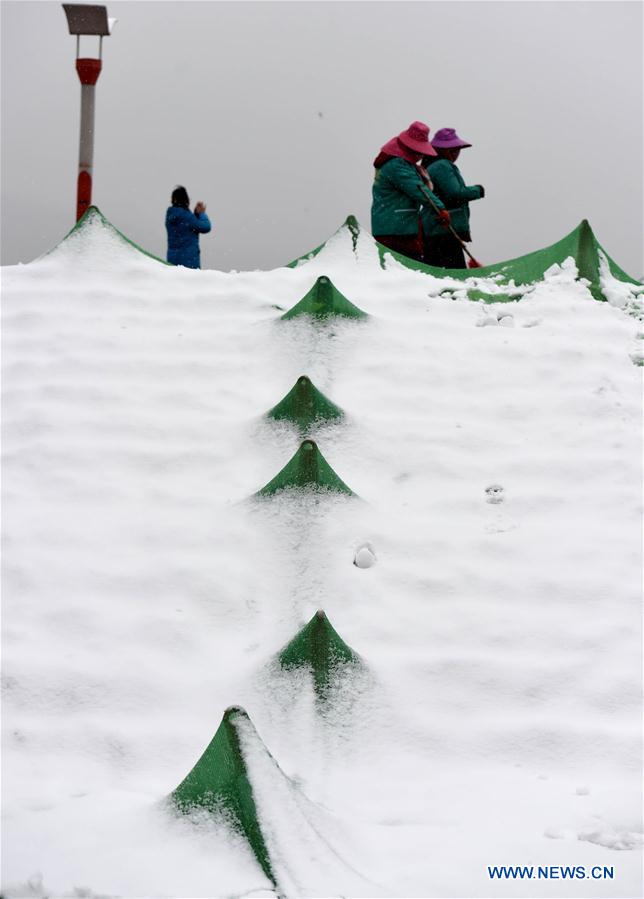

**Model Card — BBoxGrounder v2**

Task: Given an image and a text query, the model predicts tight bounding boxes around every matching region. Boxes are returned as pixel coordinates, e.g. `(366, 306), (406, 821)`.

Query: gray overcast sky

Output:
(1, 0), (642, 274)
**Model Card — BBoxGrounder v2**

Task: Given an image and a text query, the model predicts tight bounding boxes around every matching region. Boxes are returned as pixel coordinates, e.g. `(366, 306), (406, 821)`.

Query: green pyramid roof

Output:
(281, 275), (368, 320)
(49, 205), (169, 265)
(377, 219), (640, 302)
(278, 610), (361, 695)
(255, 439), (355, 496)
(169, 706), (275, 884)
(266, 375), (344, 433)
(286, 215), (361, 267)
(286, 214), (640, 303)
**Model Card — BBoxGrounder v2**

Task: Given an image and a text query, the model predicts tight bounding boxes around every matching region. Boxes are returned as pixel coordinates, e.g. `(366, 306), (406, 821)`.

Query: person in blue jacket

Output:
(165, 186), (211, 269)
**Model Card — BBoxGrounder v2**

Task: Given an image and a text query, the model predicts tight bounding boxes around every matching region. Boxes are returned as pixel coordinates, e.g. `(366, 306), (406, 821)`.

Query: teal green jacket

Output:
(422, 158), (483, 239)
(371, 158), (444, 236)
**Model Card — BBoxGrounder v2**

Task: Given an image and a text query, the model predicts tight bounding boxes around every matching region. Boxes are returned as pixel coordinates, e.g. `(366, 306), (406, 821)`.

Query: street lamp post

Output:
(62, 4), (115, 221)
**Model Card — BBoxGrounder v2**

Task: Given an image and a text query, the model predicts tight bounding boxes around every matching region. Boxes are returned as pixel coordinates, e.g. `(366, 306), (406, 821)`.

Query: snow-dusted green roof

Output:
(46, 205), (169, 265)
(288, 215), (640, 303)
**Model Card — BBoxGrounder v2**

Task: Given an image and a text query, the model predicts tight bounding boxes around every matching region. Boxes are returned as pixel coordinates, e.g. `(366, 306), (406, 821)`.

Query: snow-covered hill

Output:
(2, 214), (642, 897)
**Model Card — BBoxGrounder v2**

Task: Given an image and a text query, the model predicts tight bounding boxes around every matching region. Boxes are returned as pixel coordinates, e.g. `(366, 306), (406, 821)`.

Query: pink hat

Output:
(431, 128), (472, 149)
(397, 121), (437, 156)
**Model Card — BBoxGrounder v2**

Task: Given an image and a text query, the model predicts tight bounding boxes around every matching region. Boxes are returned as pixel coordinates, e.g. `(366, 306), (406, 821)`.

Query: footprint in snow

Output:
(577, 827), (643, 851)
(485, 484), (504, 504)
(477, 311), (515, 328)
(354, 544), (376, 568)
(477, 315), (498, 327)
(485, 518), (517, 534)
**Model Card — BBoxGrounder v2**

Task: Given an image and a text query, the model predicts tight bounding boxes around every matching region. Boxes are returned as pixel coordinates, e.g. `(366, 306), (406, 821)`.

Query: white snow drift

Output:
(2, 215), (642, 897)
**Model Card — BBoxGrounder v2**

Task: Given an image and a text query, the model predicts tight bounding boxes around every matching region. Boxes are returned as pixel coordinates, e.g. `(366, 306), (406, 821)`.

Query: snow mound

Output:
(288, 214), (381, 272)
(35, 206), (166, 273)
(2, 213), (642, 897)
(578, 828), (644, 851)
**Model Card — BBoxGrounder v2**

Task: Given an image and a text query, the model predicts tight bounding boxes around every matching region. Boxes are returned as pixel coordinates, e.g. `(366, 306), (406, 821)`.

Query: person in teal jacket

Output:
(422, 128), (485, 269)
(371, 121), (448, 262)
(165, 186), (212, 269)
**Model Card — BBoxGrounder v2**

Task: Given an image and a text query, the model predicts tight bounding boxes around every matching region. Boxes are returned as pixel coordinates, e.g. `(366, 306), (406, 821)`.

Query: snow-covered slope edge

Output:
(2, 217), (642, 897)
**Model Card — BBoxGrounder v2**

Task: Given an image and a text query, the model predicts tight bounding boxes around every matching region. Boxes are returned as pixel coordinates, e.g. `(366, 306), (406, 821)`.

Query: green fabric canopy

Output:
(282, 275), (368, 320)
(382, 218), (639, 303)
(49, 205), (169, 264)
(278, 610), (361, 697)
(266, 376), (344, 433)
(287, 216), (640, 303)
(255, 439), (355, 497)
(45, 207), (640, 303)
(169, 706), (275, 885)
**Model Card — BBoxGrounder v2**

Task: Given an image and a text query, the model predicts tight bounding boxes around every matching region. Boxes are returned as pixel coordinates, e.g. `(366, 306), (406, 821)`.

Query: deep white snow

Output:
(2, 215), (642, 898)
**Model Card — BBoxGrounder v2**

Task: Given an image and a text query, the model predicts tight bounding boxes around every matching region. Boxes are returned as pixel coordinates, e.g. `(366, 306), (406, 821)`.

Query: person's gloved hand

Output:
(438, 209), (451, 227)
(477, 186), (485, 198)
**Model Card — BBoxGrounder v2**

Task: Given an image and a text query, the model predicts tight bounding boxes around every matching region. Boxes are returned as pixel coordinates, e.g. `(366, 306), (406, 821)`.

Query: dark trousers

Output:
(424, 233), (467, 269)
(375, 233), (424, 263)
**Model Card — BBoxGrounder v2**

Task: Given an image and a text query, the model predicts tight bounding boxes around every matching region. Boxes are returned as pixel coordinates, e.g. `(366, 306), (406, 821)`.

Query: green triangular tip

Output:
(169, 706), (275, 884)
(255, 439), (355, 497)
(344, 215), (360, 251)
(49, 205), (169, 265)
(170, 706), (250, 813)
(574, 218), (603, 300)
(278, 610), (361, 694)
(281, 276), (368, 320)
(266, 375), (344, 433)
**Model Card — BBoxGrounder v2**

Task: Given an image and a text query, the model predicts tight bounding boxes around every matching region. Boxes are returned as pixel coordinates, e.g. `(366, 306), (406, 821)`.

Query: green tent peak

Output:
(377, 219), (639, 302)
(78, 205), (103, 225)
(255, 439), (355, 496)
(51, 205), (169, 265)
(344, 215), (360, 252)
(266, 375), (344, 433)
(278, 610), (361, 695)
(281, 276), (368, 320)
(169, 706), (275, 884)
(574, 218), (602, 299)
(223, 704), (248, 722)
(285, 214), (363, 267)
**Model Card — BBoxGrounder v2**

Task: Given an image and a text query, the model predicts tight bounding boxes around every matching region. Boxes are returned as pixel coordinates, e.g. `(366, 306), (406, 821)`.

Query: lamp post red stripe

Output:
(75, 57), (102, 221)
(63, 5), (113, 221)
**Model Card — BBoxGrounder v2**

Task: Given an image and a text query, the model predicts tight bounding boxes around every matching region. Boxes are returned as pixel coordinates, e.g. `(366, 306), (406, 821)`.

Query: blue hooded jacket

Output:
(165, 207), (212, 269)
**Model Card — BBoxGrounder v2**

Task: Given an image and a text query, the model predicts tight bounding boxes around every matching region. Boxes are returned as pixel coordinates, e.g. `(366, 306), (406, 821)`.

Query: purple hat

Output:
(397, 121), (437, 156)
(431, 128), (472, 149)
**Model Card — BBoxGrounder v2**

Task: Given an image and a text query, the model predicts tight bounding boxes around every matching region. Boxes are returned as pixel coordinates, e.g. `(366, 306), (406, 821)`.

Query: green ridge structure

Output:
(278, 610), (361, 696)
(49, 205), (169, 264)
(286, 214), (639, 302)
(169, 706), (275, 885)
(376, 219), (640, 302)
(266, 375), (344, 433)
(255, 439), (355, 496)
(281, 275), (368, 320)
(287, 215), (361, 267)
